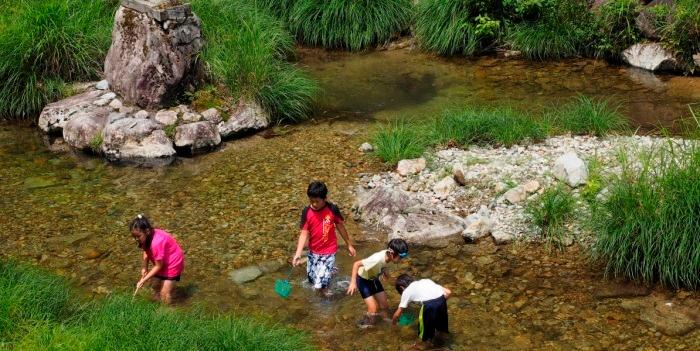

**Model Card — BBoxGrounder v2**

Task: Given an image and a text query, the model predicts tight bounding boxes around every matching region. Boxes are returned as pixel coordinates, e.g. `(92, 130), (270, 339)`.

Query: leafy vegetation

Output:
(548, 95), (628, 137)
(525, 184), (575, 248)
(592, 0), (641, 60)
(659, 0), (700, 72)
(0, 261), (314, 350)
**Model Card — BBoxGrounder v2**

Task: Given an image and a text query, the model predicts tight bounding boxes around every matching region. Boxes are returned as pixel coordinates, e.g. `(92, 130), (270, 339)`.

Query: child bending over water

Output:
(347, 238), (409, 328)
(393, 274), (451, 350)
(130, 214), (184, 304)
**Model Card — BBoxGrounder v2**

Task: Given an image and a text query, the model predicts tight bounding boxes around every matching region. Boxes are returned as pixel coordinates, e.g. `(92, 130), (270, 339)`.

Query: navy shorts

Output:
(356, 275), (384, 299)
(155, 275), (180, 281)
(419, 296), (449, 341)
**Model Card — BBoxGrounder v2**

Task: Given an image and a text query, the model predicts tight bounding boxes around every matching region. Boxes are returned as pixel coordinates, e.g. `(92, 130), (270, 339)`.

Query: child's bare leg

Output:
(374, 292), (390, 318)
(151, 278), (163, 301)
(160, 280), (175, 304)
(363, 295), (379, 314)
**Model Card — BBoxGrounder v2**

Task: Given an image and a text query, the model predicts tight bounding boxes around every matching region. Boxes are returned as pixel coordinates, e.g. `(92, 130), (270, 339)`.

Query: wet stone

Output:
(594, 282), (652, 299)
(228, 265), (263, 284)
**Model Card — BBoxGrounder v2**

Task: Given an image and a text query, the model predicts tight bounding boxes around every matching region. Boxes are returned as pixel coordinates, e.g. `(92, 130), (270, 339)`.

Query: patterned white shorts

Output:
(307, 252), (336, 289)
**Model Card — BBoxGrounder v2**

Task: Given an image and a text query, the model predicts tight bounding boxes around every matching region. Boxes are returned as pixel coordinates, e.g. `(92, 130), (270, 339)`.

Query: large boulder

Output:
(217, 99), (270, 138)
(553, 152), (588, 187)
(174, 121), (221, 153)
(102, 117), (176, 162)
(38, 90), (105, 134)
(62, 111), (110, 151)
(622, 43), (679, 72)
(104, 1), (203, 109)
(353, 186), (416, 223)
(386, 212), (466, 248)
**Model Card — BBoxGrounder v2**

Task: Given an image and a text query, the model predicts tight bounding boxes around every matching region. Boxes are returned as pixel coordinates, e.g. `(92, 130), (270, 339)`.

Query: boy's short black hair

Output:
(388, 238), (409, 257)
(395, 273), (414, 294)
(307, 181), (328, 199)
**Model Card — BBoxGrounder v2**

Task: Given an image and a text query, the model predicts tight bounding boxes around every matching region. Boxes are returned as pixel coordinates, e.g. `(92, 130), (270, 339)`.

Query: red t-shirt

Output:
(300, 202), (344, 255)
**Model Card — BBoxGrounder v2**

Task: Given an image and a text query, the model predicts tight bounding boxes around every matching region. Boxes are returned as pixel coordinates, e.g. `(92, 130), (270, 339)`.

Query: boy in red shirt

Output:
(292, 181), (356, 296)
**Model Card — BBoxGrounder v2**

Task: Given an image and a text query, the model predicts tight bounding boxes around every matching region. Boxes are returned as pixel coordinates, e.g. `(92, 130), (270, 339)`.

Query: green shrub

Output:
(592, 0), (641, 60)
(431, 106), (548, 147)
(549, 95), (629, 136)
(593, 143), (700, 288)
(660, 0), (700, 73)
(0, 0), (115, 119)
(192, 0), (318, 123)
(525, 184), (575, 247)
(285, 0), (412, 51)
(373, 120), (427, 165)
(414, 0), (502, 56)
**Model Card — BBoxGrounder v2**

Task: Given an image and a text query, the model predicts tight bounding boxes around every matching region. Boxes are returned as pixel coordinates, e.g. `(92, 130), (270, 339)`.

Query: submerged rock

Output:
(639, 302), (696, 336)
(622, 43), (679, 72)
(218, 99), (270, 138)
(102, 118), (176, 163)
(229, 265), (263, 284)
(594, 282), (652, 299)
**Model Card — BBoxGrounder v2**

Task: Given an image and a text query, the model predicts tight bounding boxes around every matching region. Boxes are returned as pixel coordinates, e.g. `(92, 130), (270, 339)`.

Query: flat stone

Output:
(258, 260), (286, 273)
(100, 92), (116, 100)
(93, 99), (110, 107)
(102, 118), (176, 162)
(24, 176), (59, 190)
(134, 110), (150, 119)
(523, 180), (540, 193)
(594, 282), (652, 299)
(181, 111), (201, 123)
(397, 158), (426, 176)
(387, 212), (465, 248)
(174, 121), (221, 152)
(228, 265), (263, 284)
(155, 110), (178, 125)
(39, 91), (112, 134)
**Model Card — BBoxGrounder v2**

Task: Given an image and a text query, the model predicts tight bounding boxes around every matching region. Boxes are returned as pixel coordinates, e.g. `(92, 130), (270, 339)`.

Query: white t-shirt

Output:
(399, 279), (445, 308)
(358, 250), (388, 280)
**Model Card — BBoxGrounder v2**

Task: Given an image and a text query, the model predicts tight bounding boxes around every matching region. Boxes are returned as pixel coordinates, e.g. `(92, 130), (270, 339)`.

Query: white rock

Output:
(100, 92), (116, 100)
(503, 186), (527, 204)
(622, 43), (679, 72)
(93, 99), (110, 107)
(134, 110), (150, 119)
(491, 229), (515, 245)
(553, 152), (588, 187)
(155, 110), (178, 126)
(95, 80), (109, 90)
(358, 142), (374, 153)
(462, 206), (492, 241)
(109, 99), (123, 110)
(200, 108), (221, 124)
(181, 111), (201, 123)
(523, 180), (540, 193)
(218, 99), (270, 138)
(433, 176), (457, 198)
(397, 158), (426, 176)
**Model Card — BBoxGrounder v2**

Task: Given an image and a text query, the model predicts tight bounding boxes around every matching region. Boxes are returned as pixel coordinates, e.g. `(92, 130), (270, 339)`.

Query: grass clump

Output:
(284, 0), (412, 51)
(1, 261), (314, 350)
(89, 132), (103, 154)
(659, 0), (700, 73)
(525, 184), (575, 247)
(548, 95), (628, 136)
(192, 0), (318, 123)
(592, 143), (700, 289)
(0, 0), (115, 119)
(592, 0), (641, 60)
(373, 120), (427, 165)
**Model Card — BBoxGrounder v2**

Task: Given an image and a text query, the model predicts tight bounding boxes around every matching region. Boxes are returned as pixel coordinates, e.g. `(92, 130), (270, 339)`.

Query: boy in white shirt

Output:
(393, 274), (451, 348)
(346, 239), (409, 328)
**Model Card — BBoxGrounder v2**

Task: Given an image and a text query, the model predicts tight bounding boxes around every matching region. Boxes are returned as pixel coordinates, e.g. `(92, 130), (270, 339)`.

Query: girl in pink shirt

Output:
(130, 214), (184, 304)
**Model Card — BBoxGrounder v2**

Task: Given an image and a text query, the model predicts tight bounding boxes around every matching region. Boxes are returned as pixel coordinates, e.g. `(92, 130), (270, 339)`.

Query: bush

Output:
(525, 185), (575, 247)
(284, 0), (412, 51)
(373, 120), (427, 165)
(548, 95), (629, 136)
(592, 143), (700, 288)
(592, 0), (641, 60)
(0, 0), (115, 119)
(660, 0), (700, 73)
(191, 0), (318, 123)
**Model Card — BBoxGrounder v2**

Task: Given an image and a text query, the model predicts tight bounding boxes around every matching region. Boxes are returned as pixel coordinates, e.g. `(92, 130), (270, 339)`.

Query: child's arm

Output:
(292, 230), (309, 266)
(391, 307), (404, 325)
(346, 260), (364, 295)
(336, 222), (356, 257)
(443, 287), (452, 299)
(136, 260), (163, 289)
(140, 251), (149, 278)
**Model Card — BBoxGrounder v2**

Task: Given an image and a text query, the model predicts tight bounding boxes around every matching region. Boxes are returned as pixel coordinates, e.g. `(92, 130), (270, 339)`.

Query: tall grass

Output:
(548, 95), (628, 137)
(592, 143), (700, 288)
(0, 0), (115, 119)
(414, 0), (494, 56)
(1, 261), (314, 350)
(592, 0), (640, 60)
(373, 120), (428, 164)
(659, 0), (700, 73)
(284, 0), (412, 51)
(525, 184), (575, 248)
(192, 0), (318, 123)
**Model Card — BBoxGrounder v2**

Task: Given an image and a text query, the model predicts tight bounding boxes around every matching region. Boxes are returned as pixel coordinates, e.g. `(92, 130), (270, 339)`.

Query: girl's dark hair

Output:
(129, 214), (154, 250)
(388, 238), (409, 258)
(307, 181), (328, 199)
(395, 273), (414, 294)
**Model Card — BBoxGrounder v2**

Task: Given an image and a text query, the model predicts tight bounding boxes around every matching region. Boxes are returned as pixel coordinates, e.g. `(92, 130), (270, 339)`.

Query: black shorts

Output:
(419, 296), (449, 341)
(155, 275), (180, 281)
(356, 275), (384, 299)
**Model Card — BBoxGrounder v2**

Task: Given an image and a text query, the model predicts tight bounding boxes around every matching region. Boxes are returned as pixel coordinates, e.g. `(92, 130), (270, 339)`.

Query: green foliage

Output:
(284, 0), (412, 51)
(373, 120), (427, 165)
(1, 261), (314, 350)
(502, 0), (554, 20)
(89, 133), (103, 154)
(592, 143), (700, 289)
(592, 0), (641, 60)
(525, 184), (575, 247)
(659, 0), (700, 73)
(188, 85), (227, 111)
(164, 124), (177, 140)
(0, 0), (115, 119)
(548, 95), (629, 136)
(191, 0), (318, 123)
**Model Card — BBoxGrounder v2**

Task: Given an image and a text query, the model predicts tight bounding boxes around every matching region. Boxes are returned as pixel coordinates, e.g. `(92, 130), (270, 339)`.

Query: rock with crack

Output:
(102, 117), (176, 163)
(174, 121), (221, 153)
(218, 99), (270, 138)
(38, 90), (106, 134)
(353, 186), (416, 223)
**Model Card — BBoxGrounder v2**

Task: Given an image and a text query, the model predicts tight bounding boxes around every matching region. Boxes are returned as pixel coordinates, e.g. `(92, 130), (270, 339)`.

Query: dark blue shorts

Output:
(419, 296), (449, 341)
(356, 275), (384, 299)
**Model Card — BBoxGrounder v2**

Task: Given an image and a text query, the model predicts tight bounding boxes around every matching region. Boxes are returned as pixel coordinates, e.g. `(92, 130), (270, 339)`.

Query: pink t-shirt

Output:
(146, 229), (184, 278)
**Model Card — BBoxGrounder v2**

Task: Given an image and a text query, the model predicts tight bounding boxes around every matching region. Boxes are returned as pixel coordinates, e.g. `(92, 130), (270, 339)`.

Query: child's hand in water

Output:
(347, 245), (356, 257)
(346, 282), (357, 295)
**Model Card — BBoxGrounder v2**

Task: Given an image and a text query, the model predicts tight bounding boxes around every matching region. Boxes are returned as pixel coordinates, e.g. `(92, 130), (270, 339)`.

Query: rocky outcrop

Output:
(102, 117), (176, 163)
(38, 90), (106, 134)
(217, 99), (270, 138)
(174, 121), (221, 153)
(63, 112), (109, 151)
(104, 1), (204, 109)
(622, 43), (679, 72)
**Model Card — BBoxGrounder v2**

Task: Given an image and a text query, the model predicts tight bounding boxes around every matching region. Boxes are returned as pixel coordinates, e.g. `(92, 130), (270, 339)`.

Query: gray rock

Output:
(396, 158), (426, 176)
(358, 142), (374, 153)
(155, 110), (178, 126)
(63, 111), (109, 150)
(181, 111), (201, 123)
(462, 206), (492, 241)
(39, 90), (107, 134)
(174, 121), (221, 152)
(491, 229), (514, 245)
(218, 99), (270, 138)
(104, 5), (203, 109)
(503, 186), (527, 204)
(354, 186), (416, 223)
(258, 260), (286, 274)
(134, 110), (150, 119)
(522, 180), (540, 193)
(433, 176), (457, 198)
(228, 265), (263, 284)
(102, 118), (176, 162)
(622, 43), (679, 72)
(95, 80), (109, 90)
(100, 92), (116, 100)
(387, 212), (466, 248)
(639, 302), (696, 336)
(200, 108), (221, 124)
(93, 99), (110, 107)
(553, 152), (588, 187)
(107, 112), (128, 124)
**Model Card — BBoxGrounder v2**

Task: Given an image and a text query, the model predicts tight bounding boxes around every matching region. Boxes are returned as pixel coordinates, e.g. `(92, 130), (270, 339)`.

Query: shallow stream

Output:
(1, 49), (699, 350)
